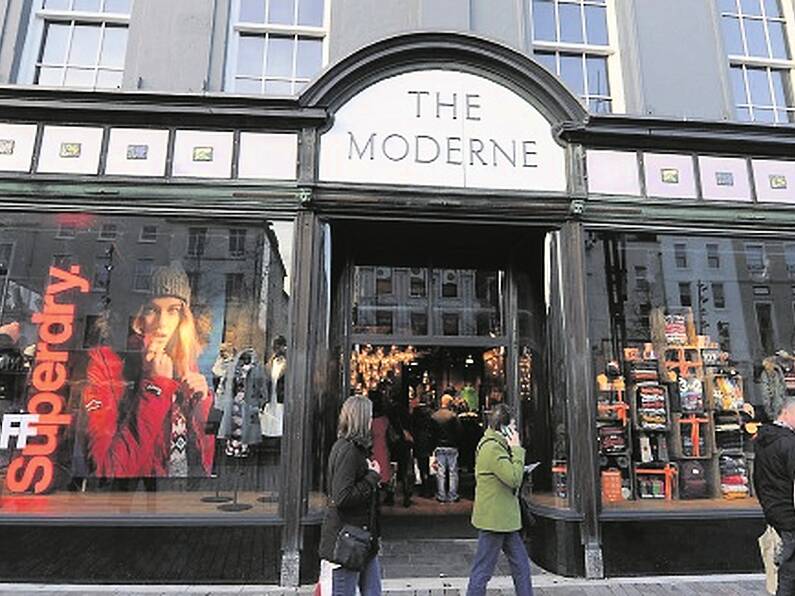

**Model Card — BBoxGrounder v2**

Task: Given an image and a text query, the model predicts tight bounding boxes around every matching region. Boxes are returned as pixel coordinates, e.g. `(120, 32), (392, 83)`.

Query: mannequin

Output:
(262, 335), (287, 438)
(218, 348), (263, 457)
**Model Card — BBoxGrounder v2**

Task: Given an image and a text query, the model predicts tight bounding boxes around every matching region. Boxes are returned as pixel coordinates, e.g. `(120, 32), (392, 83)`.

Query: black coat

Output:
(319, 438), (381, 562)
(754, 423), (795, 531)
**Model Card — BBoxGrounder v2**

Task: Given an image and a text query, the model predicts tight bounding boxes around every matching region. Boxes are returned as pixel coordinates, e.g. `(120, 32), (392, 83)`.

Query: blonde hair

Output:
(337, 395), (373, 448)
(132, 299), (204, 378)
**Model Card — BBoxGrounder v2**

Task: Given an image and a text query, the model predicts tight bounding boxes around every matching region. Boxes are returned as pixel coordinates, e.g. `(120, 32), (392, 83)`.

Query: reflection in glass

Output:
(0, 214), (293, 517)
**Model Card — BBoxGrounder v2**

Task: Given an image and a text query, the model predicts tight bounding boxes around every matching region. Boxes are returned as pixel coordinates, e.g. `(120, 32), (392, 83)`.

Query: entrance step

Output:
(379, 539), (542, 580)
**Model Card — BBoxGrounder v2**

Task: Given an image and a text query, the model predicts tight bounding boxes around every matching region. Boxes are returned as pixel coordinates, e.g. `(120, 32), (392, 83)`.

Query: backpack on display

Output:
(679, 461), (708, 499)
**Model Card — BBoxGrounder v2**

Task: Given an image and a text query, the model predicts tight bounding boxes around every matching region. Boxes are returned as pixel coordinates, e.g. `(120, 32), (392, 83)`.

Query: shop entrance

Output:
(331, 221), (560, 538)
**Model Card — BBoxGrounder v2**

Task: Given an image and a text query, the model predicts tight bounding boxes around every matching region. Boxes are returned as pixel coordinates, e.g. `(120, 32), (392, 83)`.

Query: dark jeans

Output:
(466, 530), (532, 596)
(779, 530), (795, 596)
(332, 555), (382, 596)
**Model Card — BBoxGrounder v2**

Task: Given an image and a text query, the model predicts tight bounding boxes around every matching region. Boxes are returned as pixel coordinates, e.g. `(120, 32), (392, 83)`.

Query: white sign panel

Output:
(319, 69), (566, 192)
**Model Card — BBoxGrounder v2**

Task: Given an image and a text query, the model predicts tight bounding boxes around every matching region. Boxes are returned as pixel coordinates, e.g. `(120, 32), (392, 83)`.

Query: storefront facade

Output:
(0, 32), (777, 584)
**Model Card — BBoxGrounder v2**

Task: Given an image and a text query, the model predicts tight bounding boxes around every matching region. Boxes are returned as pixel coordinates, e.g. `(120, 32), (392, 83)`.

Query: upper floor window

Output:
(227, 0), (326, 96)
(22, 0), (131, 90)
(719, 0), (795, 122)
(532, 0), (616, 113)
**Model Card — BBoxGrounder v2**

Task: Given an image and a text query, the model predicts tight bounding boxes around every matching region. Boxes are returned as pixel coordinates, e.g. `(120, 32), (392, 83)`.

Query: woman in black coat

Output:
(319, 395), (383, 595)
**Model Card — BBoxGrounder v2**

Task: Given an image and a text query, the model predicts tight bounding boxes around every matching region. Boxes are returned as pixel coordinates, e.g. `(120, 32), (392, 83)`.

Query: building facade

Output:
(0, 0), (793, 585)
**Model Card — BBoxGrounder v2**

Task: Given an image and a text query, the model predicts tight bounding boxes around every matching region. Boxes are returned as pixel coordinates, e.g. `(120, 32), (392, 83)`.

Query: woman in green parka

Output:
(466, 404), (533, 596)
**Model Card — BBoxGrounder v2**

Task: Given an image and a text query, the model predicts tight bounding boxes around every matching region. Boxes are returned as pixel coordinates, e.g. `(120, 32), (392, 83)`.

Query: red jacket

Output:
(83, 346), (214, 478)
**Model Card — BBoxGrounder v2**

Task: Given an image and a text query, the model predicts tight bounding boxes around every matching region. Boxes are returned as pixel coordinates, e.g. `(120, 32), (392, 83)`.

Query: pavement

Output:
(0, 573), (768, 595)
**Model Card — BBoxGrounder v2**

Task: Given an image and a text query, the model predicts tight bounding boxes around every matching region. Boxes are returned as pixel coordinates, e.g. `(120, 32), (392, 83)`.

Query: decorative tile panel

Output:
(0, 123), (37, 172)
(586, 150), (641, 196)
(106, 128), (168, 176)
(643, 153), (697, 199)
(173, 130), (233, 178)
(38, 126), (103, 175)
(238, 133), (298, 180)
(753, 159), (795, 203)
(698, 156), (751, 201)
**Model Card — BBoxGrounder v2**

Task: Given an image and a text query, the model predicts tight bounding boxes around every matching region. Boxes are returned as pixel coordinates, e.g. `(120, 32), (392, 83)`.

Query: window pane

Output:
(584, 5), (608, 46)
(764, 0), (781, 17)
(265, 79), (294, 94)
(533, 0), (556, 41)
(295, 37), (322, 79)
(534, 50), (556, 73)
(73, 0), (101, 11)
(740, 0), (762, 15)
(586, 55), (609, 97)
(239, 0), (266, 22)
(755, 107), (776, 122)
(748, 67), (773, 105)
(69, 24), (102, 66)
(559, 2), (584, 43)
(0, 214), (293, 517)
(265, 35), (294, 77)
(268, 0), (296, 25)
(730, 66), (748, 103)
(771, 69), (788, 107)
(736, 106), (752, 120)
(235, 77), (263, 94)
(99, 25), (127, 68)
(560, 54), (585, 96)
(768, 20), (789, 60)
(589, 98), (612, 113)
(36, 65), (63, 85)
(237, 35), (265, 77)
(41, 22), (71, 64)
(95, 68), (122, 89)
(719, 0), (738, 13)
(297, 0), (324, 26)
(64, 66), (95, 87)
(721, 16), (744, 55)
(103, 0), (131, 13)
(743, 18), (768, 57)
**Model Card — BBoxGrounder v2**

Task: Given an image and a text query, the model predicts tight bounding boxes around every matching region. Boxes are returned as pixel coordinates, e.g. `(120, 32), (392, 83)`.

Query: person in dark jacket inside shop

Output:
(432, 394), (462, 502)
(755, 395), (795, 596)
(411, 398), (435, 498)
(466, 404), (532, 596)
(319, 395), (383, 595)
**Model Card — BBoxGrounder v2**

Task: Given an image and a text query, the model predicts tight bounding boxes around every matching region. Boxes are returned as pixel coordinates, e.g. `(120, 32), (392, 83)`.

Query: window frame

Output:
(719, 0), (795, 122)
(531, 0), (626, 113)
(18, 0), (131, 89)
(224, 0), (329, 96)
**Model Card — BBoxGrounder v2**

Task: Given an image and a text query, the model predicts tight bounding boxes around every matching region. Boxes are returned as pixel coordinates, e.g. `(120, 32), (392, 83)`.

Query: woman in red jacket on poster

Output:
(82, 262), (214, 479)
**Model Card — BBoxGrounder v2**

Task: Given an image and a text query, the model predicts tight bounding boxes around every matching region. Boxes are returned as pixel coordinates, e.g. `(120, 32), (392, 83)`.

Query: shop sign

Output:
(319, 69), (567, 192)
(5, 265), (89, 494)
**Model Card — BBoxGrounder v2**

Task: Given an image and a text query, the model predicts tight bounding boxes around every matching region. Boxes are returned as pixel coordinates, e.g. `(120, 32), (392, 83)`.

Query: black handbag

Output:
(332, 488), (377, 571)
(205, 407), (223, 434)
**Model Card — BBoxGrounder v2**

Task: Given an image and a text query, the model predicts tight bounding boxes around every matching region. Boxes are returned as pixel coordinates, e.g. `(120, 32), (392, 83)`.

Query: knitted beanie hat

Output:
(151, 261), (191, 306)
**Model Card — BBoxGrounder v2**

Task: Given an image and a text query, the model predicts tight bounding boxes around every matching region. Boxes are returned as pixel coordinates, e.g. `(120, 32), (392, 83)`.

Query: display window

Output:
(586, 231), (764, 510)
(0, 212), (293, 517)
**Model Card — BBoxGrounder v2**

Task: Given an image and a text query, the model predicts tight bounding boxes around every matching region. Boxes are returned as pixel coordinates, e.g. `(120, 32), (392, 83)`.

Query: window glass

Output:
(560, 54), (585, 96)
(265, 35), (294, 78)
(721, 16), (744, 54)
(40, 22), (70, 64)
(584, 4), (608, 45)
(534, 50), (556, 73)
(68, 24), (102, 64)
(99, 26), (127, 68)
(765, 0), (781, 17)
(297, 0), (324, 26)
(769, 21), (789, 59)
(95, 68), (121, 89)
(0, 213), (293, 517)
(64, 67), (94, 88)
(558, 2), (584, 43)
(586, 56), (609, 97)
(588, 232), (766, 510)
(532, 0), (556, 41)
(744, 18), (768, 57)
(268, 0), (296, 25)
(239, 0), (266, 22)
(103, 0), (132, 13)
(44, 0), (71, 9)
(73, 0), (101, 11)
(740, 0), (762, 15)
(295, 37), (322, 79)
(237, 35), (265, 77)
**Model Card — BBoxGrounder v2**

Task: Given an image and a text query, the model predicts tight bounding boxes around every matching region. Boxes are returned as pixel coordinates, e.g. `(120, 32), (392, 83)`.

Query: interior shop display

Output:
(594, 303), (759, 506)
(218, 348), (263, 458)
(262, 336), (287, 438)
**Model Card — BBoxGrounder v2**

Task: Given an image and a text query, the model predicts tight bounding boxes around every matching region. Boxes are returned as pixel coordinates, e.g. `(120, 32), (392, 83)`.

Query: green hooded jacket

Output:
(471, 428), (526, 532)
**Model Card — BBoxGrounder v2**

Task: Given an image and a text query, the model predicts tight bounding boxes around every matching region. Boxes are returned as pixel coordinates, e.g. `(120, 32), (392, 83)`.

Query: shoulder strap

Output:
(476, 437), (511, 458)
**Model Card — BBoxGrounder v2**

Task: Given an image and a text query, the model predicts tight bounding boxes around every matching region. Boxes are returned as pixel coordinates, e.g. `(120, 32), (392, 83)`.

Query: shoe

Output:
(435, 497), (446, 503)
(402, 496), (412, 508)
(449, 496), (461, 503)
